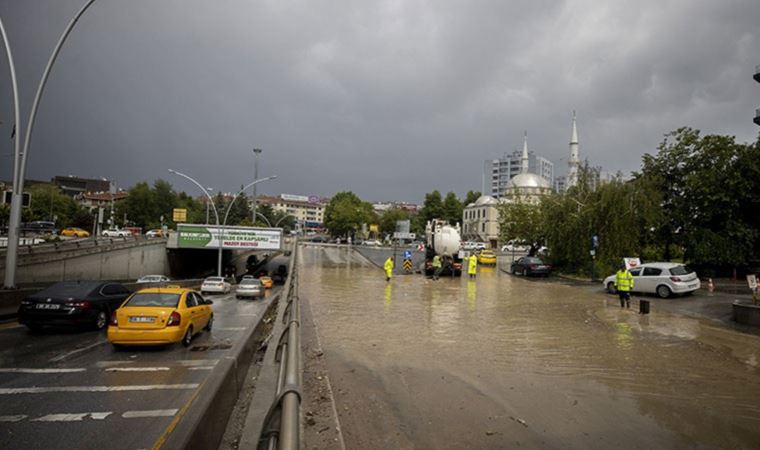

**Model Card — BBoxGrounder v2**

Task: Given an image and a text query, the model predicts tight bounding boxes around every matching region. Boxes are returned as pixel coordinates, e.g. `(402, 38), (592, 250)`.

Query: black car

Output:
(18, 281), (132, 331)
(510, 257), (552, 277)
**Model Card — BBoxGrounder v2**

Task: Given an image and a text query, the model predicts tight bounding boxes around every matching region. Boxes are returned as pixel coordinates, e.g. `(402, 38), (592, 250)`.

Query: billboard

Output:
(177, 224), (282, 250)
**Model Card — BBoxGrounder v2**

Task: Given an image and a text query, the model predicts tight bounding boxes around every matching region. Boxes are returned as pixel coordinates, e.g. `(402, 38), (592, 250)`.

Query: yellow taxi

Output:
(259, 276), (273, 289)
(107, 287), (213, 347)
(60, 227), (90, 238)
(477, 249), (497, 265)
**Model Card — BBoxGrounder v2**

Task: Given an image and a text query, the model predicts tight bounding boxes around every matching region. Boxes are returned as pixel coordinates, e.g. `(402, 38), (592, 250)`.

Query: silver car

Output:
(236, 279), (263, 299)
(603, 262), (701, 298)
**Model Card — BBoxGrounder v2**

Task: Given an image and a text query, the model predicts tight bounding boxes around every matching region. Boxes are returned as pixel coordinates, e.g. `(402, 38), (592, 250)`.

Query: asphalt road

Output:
(0, 287), (278, 450)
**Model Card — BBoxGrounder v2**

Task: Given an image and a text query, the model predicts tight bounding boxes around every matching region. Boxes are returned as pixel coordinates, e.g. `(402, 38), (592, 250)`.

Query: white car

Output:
(362, 239), (382, 246)
(236, 279), (263, 299)
(102, 228), (130, 237)
(603, 262), (701, 298)
(501, 240), (530, 252)
(136, 275), (170, 284)
(201, 276), (232, 294)
(145, 229), (165, 238)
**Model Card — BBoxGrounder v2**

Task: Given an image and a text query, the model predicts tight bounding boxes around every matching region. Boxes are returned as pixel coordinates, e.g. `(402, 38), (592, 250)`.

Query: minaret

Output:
(567, 111), (579, 188)
(521, 131), (529, 174)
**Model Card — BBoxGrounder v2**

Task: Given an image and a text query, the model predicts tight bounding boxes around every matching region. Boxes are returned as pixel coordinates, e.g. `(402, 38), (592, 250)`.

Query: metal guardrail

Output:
(258, 241), (301, 449)
(0, 235), (166, 257)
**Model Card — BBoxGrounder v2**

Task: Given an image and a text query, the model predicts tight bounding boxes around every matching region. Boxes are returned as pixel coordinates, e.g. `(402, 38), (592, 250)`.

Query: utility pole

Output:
(252, 148), (262, 224)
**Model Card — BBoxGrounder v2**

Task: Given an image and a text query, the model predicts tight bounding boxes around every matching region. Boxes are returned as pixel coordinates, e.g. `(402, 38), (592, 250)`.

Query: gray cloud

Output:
(1, 0), (758, 203)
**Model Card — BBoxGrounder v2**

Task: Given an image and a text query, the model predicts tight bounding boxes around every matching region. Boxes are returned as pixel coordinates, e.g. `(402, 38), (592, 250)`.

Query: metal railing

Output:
(258, 241), (301, 449)
(0, 235), (165, 258)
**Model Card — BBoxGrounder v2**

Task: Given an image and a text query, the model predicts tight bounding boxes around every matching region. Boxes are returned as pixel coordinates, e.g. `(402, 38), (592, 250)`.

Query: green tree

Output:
(27, 184), (76, 226)
(464, 190), (481, 206)
(120, 182), (156, 228)
(378, 207), (411, 235)
(498, 195), (543, 246)
(442, 192), (463, 225)
(324, 191), (373, 238)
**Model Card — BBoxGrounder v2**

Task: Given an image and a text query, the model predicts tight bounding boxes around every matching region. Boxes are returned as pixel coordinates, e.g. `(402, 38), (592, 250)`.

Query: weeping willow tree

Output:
(539, 164), (662, 276)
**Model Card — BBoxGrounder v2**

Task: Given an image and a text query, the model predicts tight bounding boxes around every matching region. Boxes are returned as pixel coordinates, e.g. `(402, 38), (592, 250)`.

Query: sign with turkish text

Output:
(177, 224), (282, 250)
(624, 257), (641, 270)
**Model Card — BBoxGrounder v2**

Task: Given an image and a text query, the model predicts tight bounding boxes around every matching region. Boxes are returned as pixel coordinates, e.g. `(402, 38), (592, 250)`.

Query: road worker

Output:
(468, 253), (477, 279)
(614, 262), (634, 308)
(431, 255), (442, 280)
(384, 256), (394, 282)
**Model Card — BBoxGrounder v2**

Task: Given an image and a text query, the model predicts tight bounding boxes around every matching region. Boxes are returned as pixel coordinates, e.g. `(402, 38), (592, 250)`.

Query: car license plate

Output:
(688, 283), (697, 288)
(129, 316), (156, 323)
(36, 303), (60, 310)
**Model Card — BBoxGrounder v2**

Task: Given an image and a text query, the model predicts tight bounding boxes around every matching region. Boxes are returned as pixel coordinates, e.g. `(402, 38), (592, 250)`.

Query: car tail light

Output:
(670, 276), (682, 282)
(69, 300), (91, 309)
(167, 311), (181, 326)
(529, 264), (538, 269)
(109, 311), (118, 327)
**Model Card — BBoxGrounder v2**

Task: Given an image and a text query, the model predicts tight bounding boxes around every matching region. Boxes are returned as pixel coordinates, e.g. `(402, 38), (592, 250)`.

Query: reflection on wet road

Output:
(302, 246), (760, 449)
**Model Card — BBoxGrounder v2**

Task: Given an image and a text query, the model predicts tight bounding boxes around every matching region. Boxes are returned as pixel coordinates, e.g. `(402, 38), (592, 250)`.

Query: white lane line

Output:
(32, 412), (112, 422)
(0, 415), (27, 422)
(105, 367), (170, 372)
(177, 359), (218, 366)
(49, 339), (107, 363)
(122, 409), (178, 418)
(95, 361), (135, 368)
(0, 368), (86, 374)
(186, 366), (214, 371)
(217, 327), (246, 331)
(237, 314), (258, 316)
(0, 384), (199, 394)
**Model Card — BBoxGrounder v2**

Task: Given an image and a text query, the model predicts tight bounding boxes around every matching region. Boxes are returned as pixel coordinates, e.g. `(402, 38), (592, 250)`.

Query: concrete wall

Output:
(4, 240), (169, 284)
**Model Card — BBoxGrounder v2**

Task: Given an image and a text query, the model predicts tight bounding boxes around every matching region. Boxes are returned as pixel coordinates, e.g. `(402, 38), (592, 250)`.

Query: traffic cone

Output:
(707, 278), (714, 293)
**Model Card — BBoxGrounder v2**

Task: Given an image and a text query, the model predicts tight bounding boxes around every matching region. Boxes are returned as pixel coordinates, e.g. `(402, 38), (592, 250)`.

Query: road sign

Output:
(3, 191), (31, 208)
(403, 250), (412, 259)
(403, 259), (413, 273)
(172, 208), (187, 222)
(177, 224), (282, 250)
(393, 232), (416, 240)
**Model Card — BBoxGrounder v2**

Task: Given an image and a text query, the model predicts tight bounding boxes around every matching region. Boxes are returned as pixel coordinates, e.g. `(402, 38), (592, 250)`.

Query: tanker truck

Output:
(423, 219), (463, 277)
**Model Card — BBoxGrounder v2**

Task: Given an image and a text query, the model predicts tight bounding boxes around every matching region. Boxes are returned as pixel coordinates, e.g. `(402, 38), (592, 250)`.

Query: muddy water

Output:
(301, 246), (760, 449)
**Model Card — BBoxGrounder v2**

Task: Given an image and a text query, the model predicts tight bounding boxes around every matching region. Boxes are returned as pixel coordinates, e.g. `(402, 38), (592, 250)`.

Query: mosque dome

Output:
(508, 173), (551, 189)
(474, 195), (498, 206)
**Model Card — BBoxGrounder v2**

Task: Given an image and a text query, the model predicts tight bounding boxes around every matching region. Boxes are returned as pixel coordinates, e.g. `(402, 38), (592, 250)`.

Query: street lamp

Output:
(168, 169), (222, 275)
(205, 187), (214, 224)
(1, 0), (98, 289)
(252, 148), (262, 223)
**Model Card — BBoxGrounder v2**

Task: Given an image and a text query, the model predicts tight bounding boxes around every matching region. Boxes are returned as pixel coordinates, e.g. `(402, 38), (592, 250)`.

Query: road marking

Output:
(0, 368), (86, 374)
(95, 361), (135, 368)
(187, 366), (214, 371)
(49, 339), (107, 363)
(151, 382), (205, 450)
(176, 359), (218, 366)
(0, 415), (27, 422)
(122, 409), (178, 418)
(105, 367), (170, 372)
(0, 384), (199, 395)
(33, 412), (112, 422)
(217, 327), (246, 331)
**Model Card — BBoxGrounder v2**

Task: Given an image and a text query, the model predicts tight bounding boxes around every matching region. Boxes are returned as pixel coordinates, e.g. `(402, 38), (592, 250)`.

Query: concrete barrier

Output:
(732, 301), (760, 327)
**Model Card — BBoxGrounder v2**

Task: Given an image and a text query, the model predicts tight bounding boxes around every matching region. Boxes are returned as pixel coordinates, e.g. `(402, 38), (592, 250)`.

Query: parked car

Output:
(102, 228), (130, 237)
(501, 240), (530, 252)
(18, 281), (132, 331)
(136, 275), (170, 284)
(259, 276), (273, 289)
(107, 287), (213, 347)
(602, 262), (701, 298)
(477, 249), (497, 265)
(60, 227), (90, 238)
(236, 279), (263, 299)
(363, 239), (382, 246)
(145, 229), (164, 238)
(200, 276), (231, 294)
(510, 257), (552, 277)
(241, 274), (256, 281)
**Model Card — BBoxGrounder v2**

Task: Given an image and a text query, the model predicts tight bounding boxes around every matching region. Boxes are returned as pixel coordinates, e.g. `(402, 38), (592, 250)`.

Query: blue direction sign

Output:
(404, 250), (412, 259)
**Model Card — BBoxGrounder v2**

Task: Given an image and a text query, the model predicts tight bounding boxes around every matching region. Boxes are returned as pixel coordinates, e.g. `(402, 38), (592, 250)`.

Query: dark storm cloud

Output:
(1, 0), (758, 202)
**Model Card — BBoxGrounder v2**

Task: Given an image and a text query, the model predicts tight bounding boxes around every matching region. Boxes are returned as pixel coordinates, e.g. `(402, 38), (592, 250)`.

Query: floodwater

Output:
(301, 245), (760, 449)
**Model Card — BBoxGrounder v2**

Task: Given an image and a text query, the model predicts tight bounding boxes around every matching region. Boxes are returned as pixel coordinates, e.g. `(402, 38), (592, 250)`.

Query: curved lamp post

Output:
(168, 169), (222, 275)
(2, 0), (98, 288)
(256, 212), (293, 228)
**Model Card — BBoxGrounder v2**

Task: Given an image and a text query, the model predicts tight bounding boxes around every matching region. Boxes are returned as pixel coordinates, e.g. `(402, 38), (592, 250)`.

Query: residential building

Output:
(52, 176), (111, 197)
(256, 194), (328, 229)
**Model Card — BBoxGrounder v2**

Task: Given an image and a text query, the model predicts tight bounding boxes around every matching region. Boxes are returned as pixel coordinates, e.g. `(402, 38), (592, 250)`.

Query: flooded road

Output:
(301, 245), (760, 449)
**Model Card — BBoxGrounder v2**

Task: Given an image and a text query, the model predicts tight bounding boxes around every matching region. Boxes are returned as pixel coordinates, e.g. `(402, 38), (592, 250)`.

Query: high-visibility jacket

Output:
(432, 255), (442, 268)
(615, 269), (634, 291)
(384, 258), (393, 278)
(468, 255), (477, 275)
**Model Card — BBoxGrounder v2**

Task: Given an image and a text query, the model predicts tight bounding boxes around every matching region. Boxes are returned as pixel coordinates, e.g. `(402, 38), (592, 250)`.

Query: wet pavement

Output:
(301, 245), (760, 449)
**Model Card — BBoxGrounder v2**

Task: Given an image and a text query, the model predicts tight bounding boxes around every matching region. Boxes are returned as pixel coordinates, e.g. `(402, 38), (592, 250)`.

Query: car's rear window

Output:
(125, 293), (180, 307)
(38, 282), (100, 297)
(241, 280), (262, 286)
(669, 265), (694, 276)
(524, 257), (543, 264)
(205, 277), (224, 282)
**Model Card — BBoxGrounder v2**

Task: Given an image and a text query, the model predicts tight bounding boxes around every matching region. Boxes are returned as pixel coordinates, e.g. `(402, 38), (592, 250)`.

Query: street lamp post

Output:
(252, 148), (262, 223)
(205, 187), (214, 224)
(1, 0), (98, 289)
(168, 169), (222, 275)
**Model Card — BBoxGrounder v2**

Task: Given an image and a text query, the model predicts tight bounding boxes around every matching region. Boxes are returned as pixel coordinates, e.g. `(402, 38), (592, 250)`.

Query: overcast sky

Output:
(1, 0), (758, 203)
